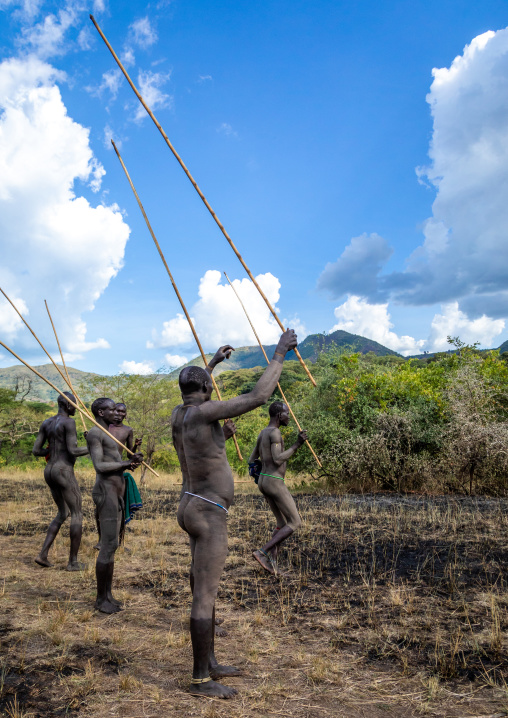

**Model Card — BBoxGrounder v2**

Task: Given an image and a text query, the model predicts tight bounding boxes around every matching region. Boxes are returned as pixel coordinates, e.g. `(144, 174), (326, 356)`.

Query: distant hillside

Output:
(169, 329), (400, 377)
(0, 364), (100, 403)
(0, 330), (400, 400)
(407, 340), (508, 361)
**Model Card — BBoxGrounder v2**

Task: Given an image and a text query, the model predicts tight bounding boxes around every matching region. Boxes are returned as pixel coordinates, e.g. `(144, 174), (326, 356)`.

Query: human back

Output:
(258, 426), (287, 479)
(44, 414), (80, 468)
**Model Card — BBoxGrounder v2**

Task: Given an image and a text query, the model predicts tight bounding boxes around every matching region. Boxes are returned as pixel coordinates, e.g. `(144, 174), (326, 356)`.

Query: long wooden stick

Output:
(0, 341), (159, 477)
(44, 300), (87, 433)
(224, 272), (322, 468)
(90, 14), (316, 388)
(0, 286), (93, 423)
(111, 140), (243, 461)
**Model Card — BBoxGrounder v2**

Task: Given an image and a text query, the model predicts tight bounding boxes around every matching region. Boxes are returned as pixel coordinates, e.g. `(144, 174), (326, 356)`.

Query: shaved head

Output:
(179, 366), (210, 395)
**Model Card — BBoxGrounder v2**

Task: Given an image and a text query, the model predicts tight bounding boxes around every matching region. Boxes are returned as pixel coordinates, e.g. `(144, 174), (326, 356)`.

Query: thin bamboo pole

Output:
(44, 300), (87, 433)
(0, 286), (93, 423)
(90, 14), (316, 388)
(110, 140), (243, 461)
(224, 272), (322, 468)
(0, 341), (159, 477)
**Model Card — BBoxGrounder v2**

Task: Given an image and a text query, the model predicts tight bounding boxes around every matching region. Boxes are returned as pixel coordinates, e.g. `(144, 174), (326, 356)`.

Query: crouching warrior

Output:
(86, 398), (143, 614)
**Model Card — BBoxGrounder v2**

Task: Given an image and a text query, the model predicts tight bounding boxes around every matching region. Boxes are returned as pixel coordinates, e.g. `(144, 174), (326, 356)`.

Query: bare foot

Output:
(95, 598), (121, 614)
(215, 624), (228, 637)
(66, 561), (86, 572)
(252, 549), (275, 575)
(108, 594), (123, 607)
(189, 679), (238, 699)
(210, 664), (242, 678)
(35, 556), (53, 568)
(215, 617), (225, 625)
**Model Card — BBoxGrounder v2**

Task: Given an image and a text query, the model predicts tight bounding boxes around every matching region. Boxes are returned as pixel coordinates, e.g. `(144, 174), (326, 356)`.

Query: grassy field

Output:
(0, 469), (507, 718)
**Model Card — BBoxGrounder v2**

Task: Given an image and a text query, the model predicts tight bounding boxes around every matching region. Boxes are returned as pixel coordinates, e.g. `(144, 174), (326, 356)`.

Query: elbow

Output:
(249, 388), (270, 408)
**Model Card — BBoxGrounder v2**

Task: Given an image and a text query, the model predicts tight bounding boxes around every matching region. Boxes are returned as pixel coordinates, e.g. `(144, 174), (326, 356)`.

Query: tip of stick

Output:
(89, 14), (94, 21)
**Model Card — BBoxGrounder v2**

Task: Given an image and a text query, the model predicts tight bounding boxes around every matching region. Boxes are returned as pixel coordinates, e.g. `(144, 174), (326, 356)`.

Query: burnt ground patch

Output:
(0, 472), (507, 717)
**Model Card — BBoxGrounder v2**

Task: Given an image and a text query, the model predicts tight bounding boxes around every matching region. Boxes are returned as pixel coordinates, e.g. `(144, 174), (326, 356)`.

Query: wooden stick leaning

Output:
(90, 14), (316, 388)
(0, 340), (159, 477)
(110, 140), (243, 461)
(0, 287), (93, 424)
(44, 300), (87, 433)
(224, 272), (322, 468)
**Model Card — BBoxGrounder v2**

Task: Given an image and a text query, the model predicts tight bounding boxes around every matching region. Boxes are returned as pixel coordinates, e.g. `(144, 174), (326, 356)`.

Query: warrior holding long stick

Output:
(87, 398), (144, 614)
(173, 329), (298, 698)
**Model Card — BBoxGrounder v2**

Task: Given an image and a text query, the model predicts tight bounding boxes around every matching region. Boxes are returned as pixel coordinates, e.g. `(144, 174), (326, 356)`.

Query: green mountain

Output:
(0, 330), (400, 401)
(169, 329), (400, 377)
(0, 364), (100, 403)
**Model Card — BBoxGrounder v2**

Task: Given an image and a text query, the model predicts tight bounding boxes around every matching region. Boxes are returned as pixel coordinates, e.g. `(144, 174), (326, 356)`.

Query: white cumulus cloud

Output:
(119, 360), (155, 375)
(427, 302), (505, 352)
(0, 56), (129, 363)
(20, 5), (78, 59)
(149, 270), (299, 353)
(330, 297), (505, 356)
(331, 296), (425, 356)
(0, 296), (29, 341)
(319, 28), (508, 342)
(164, 353), (188, 369)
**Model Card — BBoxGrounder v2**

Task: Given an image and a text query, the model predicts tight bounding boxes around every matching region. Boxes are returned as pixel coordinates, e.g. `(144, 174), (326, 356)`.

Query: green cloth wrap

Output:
(123, 472), (143, 523)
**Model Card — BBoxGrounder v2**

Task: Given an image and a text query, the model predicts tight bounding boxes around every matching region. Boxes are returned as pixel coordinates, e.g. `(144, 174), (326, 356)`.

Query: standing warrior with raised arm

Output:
(32, 391), (89, 571)
(249, 401), (307, 575)
(87, 398), (143, 614)
(173, 332), (298, 699)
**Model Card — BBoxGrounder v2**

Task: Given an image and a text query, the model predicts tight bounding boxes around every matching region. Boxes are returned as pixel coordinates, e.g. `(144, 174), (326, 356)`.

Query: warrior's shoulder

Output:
(86, 427), (103, 440)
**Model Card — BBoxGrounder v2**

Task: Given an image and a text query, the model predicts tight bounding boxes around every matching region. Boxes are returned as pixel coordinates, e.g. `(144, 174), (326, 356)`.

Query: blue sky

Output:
(1, 0), (508, 375)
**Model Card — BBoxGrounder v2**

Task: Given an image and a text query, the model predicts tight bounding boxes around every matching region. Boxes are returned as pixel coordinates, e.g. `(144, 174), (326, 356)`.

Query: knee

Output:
(69, 510), (83, 525)
(191, 593), (216, 619)
(98, 537), (118, 562)
(56, 509), (69, 524)
(288, 515), (301, 532)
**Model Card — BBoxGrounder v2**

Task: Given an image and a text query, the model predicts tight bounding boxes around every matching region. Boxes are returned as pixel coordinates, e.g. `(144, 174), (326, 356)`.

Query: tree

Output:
(80, 372), (181, 480)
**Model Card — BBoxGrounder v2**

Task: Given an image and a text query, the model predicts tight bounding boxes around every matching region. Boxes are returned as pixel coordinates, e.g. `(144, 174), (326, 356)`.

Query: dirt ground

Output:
(0, 470), (507, 718)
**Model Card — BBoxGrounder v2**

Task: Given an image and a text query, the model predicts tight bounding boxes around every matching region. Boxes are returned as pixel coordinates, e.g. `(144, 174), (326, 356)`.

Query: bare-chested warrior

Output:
(109, 403), (142, 455)
(32, 391), (89, 571)
(94, 402), (143, 550)
(249, 401), (307, 575)
(87, 398), (143, 614)
(173, 331), (298, 699)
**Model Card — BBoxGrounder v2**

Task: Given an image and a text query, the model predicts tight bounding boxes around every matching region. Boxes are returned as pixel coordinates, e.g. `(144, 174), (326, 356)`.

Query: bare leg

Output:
(95, 561), (119, 614)
(253, 483), (301, 576)
(35, 517), (65, 567)
(35, 479), (68, 568)
(182, 500), (239, 698)
(94, 486), (122, 613)
(62, 475), (85, 571)
(190, 554), (227, 638)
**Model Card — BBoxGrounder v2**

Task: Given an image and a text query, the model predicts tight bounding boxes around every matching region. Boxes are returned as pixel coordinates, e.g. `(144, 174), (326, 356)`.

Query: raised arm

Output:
(206, 345), (235, 375)
(65, 419), (89, 458)
(200, 331), (298, 422)
(271, 429), (308, 466)
(32, 421), (49, 457)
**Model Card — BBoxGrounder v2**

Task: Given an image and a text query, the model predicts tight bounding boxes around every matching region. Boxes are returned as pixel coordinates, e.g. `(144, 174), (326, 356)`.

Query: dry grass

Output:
(0, 469), (507, 717)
